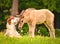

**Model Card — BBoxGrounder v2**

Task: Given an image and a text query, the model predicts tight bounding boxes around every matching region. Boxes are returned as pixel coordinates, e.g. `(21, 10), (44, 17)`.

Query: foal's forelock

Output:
(7, 16), (14, 25)
(7, 15), (20, 25)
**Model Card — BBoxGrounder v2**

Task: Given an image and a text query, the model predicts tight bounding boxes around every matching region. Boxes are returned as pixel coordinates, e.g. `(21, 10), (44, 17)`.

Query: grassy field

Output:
(0, 32), (60, 44)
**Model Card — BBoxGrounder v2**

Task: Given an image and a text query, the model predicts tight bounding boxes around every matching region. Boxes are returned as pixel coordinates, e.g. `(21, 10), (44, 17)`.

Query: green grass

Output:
(0, 32), (60, 44)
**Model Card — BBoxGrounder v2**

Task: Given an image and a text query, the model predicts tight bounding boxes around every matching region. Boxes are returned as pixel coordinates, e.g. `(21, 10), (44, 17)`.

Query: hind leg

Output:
(44, 21), (55, 38)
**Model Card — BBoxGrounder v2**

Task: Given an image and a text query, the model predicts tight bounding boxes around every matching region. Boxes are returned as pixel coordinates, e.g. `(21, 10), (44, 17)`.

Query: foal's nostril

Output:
(18, 26), (22, 29)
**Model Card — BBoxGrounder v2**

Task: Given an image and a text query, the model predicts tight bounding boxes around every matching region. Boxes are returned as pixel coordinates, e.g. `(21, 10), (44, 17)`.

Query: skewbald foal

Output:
(5, 15), (21, 37)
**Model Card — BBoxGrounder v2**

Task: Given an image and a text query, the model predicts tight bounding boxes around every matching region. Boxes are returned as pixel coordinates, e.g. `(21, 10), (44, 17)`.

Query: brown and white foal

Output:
(5, 15), (21, 37)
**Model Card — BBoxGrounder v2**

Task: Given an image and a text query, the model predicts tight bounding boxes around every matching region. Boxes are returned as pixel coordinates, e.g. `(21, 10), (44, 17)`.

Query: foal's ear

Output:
(21, 16), (24, 18)
(7, 16), (14, 25)
(20, 10), (25, 15)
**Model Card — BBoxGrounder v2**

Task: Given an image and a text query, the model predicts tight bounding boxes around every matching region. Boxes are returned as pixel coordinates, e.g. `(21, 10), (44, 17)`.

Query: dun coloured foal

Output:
(18, 8), (55, 38)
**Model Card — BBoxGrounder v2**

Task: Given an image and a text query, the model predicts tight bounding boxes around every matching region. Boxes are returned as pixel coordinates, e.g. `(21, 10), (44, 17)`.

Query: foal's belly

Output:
(36, 15), (46, 24)
(36, 20), (45, 24)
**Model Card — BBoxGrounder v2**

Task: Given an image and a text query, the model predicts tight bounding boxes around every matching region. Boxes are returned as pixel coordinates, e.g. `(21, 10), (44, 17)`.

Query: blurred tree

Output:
(11, 0), (19, 15)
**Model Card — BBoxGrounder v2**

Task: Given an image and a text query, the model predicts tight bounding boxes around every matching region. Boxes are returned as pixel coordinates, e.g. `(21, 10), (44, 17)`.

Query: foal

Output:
(18, 8), (55, 38)
(5, 15), (21, 37)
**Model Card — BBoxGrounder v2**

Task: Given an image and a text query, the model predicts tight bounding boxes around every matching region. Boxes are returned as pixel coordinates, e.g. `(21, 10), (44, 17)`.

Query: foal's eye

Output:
(21, 20), (23, 22)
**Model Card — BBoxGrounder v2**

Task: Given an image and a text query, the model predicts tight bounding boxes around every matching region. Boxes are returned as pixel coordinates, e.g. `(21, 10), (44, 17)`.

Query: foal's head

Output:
(18, 8), (35, 29)
(18, 10), (25, 29)
(7, 15), (20, 25)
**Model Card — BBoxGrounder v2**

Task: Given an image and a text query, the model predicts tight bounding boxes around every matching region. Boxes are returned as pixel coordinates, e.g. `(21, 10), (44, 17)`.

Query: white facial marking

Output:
(11, 17), (19, 25)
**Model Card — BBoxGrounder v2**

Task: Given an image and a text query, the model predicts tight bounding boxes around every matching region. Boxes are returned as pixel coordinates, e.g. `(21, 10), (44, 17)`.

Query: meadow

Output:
(0, 32), (60, 44)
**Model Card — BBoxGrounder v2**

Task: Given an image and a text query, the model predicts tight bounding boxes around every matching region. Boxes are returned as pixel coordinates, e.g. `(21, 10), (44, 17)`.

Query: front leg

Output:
(29, 25), (35, 37)
(28, 21), (36, 38)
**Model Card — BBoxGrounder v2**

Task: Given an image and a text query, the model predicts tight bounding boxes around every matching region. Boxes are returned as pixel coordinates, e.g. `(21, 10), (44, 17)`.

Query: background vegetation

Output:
(0, 0), (60, 37)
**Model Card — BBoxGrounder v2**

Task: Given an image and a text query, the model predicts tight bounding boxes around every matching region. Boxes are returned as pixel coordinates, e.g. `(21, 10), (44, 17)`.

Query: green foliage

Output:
(0, 0), (12, 30)
(22, 23), (29, 35)
(0, 0), (12, 8)
(19, 0), (60, 12)
(37, 25), (49, 36)
(55, 29), (60, 37)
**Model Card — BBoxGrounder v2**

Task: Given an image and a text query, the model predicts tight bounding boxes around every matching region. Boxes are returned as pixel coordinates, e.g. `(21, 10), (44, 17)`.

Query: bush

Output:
(20, 23), (29, 35)
(55, 29), (60, 37)
(36, 24), (49, 36)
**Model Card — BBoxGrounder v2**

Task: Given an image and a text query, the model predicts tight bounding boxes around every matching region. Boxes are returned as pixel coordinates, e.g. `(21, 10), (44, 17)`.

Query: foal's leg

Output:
(28, 22), (35, 38)
(44, 22), (55, 38)
(4, 29), (10, 36)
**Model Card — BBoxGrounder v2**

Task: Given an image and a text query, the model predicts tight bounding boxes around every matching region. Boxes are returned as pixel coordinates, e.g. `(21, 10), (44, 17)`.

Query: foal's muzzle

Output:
(18, 26), (22, 30)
